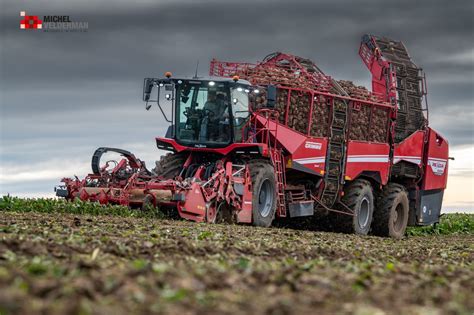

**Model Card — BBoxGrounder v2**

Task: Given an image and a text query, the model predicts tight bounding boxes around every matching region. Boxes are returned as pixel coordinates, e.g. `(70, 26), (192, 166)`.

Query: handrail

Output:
(242, 109), (280, 150)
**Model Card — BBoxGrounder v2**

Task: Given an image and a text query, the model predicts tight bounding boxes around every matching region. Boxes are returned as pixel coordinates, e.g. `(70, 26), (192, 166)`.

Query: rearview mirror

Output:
(266, 85), (276, 108)
(143, 78), (154, 101)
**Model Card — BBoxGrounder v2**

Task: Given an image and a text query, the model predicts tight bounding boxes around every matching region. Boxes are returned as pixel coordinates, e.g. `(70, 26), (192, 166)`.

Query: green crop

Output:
(407, 213), (474, 236)
(2, 195), (472, 236)
(0, 195), (162, 218)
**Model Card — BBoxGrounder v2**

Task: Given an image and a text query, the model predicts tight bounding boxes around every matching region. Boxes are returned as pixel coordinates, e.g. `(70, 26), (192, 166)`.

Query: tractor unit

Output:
(56, 35), (449, 238)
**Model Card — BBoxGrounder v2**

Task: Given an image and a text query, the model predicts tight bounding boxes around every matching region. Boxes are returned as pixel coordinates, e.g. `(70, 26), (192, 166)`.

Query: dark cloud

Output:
(0, 0), (473, 195)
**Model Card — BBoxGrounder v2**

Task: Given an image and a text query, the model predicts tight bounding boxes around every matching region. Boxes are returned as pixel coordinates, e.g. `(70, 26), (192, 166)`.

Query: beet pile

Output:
(273, 90), (331, 137)
(336, 80), (383, 103)
(370, 107), (390, 142)
(311, 95), (330, 137)
(244, 64), (390, 143)
(349, 107), (389, 142)
(246, 63), (332, 92)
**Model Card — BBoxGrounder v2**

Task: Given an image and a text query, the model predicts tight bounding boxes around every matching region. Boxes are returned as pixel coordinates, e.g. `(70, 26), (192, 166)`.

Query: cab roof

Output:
(159, 75), (251, 85)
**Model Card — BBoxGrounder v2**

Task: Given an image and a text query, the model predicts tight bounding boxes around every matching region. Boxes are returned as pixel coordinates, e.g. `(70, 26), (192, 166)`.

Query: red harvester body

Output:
(56, 35), (449, 238)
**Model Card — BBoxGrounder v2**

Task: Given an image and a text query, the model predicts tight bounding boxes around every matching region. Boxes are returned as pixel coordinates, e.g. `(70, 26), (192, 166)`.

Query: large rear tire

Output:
(249, 161), (277, 227)
(153, 153), (185, 179)
(340, 179), (374, 235)
(373, 183), (409, 239)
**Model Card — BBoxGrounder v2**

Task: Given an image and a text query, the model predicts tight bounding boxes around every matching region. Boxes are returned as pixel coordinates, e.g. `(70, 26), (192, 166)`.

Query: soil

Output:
(1, 212), (473, 315)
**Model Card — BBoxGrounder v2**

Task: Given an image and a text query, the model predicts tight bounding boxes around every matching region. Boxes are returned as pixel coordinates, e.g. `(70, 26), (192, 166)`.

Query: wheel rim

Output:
(258, 179), (273, 218)
(358, 197), (370, 228)
(393, 203), (405, 232)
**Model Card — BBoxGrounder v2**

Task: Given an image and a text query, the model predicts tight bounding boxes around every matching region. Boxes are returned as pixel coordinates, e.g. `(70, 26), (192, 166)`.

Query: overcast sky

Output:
(1, 0), (473, 211)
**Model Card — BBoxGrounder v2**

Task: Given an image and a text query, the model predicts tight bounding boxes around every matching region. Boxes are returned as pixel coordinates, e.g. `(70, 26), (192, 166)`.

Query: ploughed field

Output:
(0, 198), (473, 315)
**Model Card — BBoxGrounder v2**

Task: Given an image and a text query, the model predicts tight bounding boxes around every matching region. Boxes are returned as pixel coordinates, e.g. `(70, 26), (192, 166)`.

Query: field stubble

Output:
(0, 198), (473, 315)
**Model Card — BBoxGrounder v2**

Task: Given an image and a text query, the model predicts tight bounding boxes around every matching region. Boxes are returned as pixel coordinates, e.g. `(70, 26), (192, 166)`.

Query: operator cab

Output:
(143, 76), (251, 148)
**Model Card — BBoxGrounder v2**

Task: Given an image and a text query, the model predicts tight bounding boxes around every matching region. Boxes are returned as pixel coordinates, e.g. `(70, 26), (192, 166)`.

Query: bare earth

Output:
(0, 212), (473, 315)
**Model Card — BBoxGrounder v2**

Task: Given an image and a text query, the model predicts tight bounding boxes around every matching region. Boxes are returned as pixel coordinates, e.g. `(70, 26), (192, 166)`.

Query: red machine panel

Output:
(393, 130), (425, 166)
(261, 116), (329, 176)
(264, 118), (309, 153)
(422, 128), (449, 190)
(291, 137), (328, 175)
(345, 141), (390, 184)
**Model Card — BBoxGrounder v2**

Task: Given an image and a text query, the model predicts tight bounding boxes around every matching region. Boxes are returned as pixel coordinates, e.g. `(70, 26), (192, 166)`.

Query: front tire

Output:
(250, 161), (277, 227)
(373, 183), (409, 239)
(341, 179), (374, 235)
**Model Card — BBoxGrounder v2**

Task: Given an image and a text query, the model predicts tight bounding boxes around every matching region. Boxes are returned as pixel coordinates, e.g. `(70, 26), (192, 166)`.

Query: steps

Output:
(271, 149), (287, 217)
(319, 96), (349, 208)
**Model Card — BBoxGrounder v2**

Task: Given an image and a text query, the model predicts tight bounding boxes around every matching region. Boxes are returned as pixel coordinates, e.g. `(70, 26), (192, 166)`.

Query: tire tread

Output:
(373, 183), (409, 238)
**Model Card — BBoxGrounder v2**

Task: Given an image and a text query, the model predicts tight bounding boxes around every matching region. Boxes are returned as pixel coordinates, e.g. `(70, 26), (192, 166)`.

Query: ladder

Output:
(299, 64), (349, 209)
(319, 97), (348, 208)
(271, 149), (287, 217)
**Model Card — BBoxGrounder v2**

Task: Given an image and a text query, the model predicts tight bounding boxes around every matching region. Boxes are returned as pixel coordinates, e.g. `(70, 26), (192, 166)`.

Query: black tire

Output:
(373, 183), (409, 239)
(153, 153), (185, 179)
(249, 160), (277, 227)
(340, 179), (374, 235)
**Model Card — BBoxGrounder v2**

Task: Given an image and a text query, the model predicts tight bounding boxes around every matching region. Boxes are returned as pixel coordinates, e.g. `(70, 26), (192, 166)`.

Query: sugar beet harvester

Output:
(56, 35), (449, 238)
